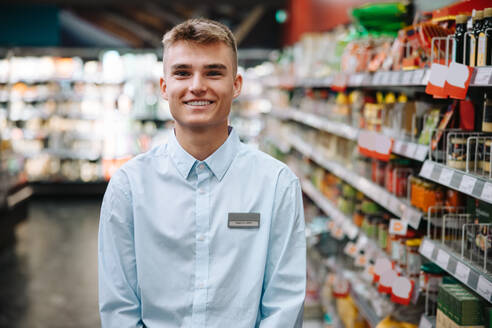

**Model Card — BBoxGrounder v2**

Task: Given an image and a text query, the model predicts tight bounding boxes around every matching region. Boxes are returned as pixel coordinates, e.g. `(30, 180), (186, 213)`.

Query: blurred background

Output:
(1, 0), (492, 327)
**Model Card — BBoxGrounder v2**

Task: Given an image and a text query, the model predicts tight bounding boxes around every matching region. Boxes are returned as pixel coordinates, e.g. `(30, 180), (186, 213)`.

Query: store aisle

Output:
(0, 198), (101, 328)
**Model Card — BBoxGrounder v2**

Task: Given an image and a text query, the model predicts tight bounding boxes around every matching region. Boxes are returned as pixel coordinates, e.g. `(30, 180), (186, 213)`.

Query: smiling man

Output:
(98, 18), (306, 328)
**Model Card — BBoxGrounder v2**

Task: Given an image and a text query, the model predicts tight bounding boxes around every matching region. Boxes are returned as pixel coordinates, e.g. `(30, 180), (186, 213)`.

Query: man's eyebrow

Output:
(170, 64), (192, 70)
(204, 64), (227, 70)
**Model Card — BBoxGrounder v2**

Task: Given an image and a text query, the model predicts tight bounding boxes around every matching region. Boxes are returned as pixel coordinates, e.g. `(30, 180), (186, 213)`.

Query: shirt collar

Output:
(167, 127), (240, 181)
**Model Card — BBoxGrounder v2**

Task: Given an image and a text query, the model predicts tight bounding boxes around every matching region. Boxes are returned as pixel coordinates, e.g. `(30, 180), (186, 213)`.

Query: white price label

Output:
(459, 175), (477, 194)
(355, 74), (364, 86)
(393, 140), (403, 153)
(406, 143), (417, 157)
(481, 182), (492, 203)
(402, 71), (413, 85)
(389, 197), (401, 214)
(403, 206), (422, 229)
(477, 276), (492, 301)
(418, 315), (433, 328)
(391, 71), (401, 85)
(473, 67), (492, 85)
(455, 261), (470, 283)
(439, 168), (454, 185)
(389, 219), (408, 235)
(416, 145), (428, 161)
(346, 224), (359, 240)
(437, 249), (450, 269)
(379, 192), (390, 208)
(422, 69), (431, 84)
(420, 239), (434, 258)
(372, 72), (381, 85)
(381, 72), (391, 85)
(420, 161), (434, 178)
(412, 69), (425, 85)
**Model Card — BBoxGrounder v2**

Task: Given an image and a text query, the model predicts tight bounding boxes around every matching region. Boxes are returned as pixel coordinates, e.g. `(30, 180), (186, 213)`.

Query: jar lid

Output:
(485, 8), (492, 18)
(421, 262), (445, 274)
(456, 14), (468, 24)
(406, 238), (422, 247)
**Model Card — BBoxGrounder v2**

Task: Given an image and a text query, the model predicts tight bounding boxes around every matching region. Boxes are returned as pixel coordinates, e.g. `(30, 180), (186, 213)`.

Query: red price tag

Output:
(444, 62), (473, 99)
(426, 63), (448, 98)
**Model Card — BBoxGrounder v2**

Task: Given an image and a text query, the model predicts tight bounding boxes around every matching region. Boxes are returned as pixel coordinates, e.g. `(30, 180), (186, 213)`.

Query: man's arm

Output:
(98, 171), (143, 328)
(259, 176), (306, 328)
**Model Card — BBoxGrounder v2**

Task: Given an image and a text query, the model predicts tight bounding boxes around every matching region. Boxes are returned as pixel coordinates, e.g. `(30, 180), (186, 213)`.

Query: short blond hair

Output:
(162, 18), (238, 76)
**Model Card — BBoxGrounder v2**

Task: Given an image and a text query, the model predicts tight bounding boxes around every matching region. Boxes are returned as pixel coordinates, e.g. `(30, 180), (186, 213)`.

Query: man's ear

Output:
(232, 73), (243, 99)
(160, 77), (168, 101)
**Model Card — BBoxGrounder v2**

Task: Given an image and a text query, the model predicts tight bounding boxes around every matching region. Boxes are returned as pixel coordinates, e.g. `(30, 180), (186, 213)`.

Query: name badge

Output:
(228, 213), (260, 229)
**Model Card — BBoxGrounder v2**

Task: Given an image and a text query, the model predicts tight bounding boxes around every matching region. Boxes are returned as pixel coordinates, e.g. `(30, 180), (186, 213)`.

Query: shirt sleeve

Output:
(259, 176), (307, 328)
(98, 171), (143, 328)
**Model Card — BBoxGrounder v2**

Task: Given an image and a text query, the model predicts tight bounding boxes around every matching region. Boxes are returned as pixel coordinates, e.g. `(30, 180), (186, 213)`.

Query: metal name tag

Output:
(228, 212), (260, 229)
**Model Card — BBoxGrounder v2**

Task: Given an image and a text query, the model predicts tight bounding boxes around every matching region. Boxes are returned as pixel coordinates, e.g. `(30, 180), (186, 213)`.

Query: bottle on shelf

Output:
(477, 7), (492, 66)
(469, 10), (484, 67)
(454, 14), (468, 64)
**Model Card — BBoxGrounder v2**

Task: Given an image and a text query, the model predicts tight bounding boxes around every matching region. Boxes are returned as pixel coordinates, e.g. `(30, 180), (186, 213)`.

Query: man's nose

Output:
(189, 74), (206, 94)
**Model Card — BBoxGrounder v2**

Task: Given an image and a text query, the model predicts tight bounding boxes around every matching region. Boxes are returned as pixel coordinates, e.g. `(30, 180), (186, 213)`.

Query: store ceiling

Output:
(3, 1), (285, 49)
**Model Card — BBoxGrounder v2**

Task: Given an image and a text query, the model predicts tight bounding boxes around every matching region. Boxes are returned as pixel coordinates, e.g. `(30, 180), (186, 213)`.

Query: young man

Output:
(98, 18), (306, 328)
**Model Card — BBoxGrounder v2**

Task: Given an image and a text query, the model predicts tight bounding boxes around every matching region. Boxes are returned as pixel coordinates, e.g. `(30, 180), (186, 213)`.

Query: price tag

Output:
(477, 276), (492, 301)
(402, 71), (413, 85)
(402, 206), (422, 229)
(460, 175), (477, 194)
(412, 70), (424, 85)
(437, 249), (450, 269)
(389, 197), (401, 215)
(406, 143), (417, 157)
(391, 71), (401, 85)
(344, 242), (359, 257)
(381, 72), (391, 85)
(355, 74), (364, 86)
(415, 145), (428, 161)
(422, 69), (431, 84)
(481, 182), (492, 203)
(455, 261), (470, 283)
(418, 315), (433, 328)
(420, 161), (434, 178)
(439, 168), (454, 185)
(473, 67), (492, 85)
(420, 239), (435, 258)
(393, 140), (403, 154)
(389, 219), (408, 235)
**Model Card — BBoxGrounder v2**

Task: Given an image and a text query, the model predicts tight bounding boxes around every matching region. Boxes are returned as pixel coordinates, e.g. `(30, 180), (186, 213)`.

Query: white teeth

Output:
(187, 101), (212, 106)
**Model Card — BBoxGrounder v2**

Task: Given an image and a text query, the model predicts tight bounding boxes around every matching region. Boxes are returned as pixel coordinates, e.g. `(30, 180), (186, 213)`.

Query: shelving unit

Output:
(419, 160), (492, 205)
(287, 66), (492, 89)
(289, 134), (423, 228)
(419, 237), (492, 304)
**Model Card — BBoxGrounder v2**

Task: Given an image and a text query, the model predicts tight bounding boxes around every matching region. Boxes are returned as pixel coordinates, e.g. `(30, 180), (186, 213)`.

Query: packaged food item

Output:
(418, 109), (440, 145)
(483, 97), (492, 132)
(483, 140), (491, 173)
(469, 10), (484, 67)
(405, 239), (421, 278)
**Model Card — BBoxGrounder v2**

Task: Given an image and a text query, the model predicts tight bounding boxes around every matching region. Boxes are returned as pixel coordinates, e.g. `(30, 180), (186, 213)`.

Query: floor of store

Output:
(0, 198), (322, 328)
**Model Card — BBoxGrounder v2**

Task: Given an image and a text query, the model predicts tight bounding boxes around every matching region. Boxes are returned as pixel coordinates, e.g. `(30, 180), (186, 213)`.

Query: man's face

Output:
(160, 41), (242, 131)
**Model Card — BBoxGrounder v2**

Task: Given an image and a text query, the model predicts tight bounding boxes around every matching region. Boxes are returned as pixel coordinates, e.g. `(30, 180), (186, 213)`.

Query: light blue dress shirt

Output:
(98, 127), (306, 328)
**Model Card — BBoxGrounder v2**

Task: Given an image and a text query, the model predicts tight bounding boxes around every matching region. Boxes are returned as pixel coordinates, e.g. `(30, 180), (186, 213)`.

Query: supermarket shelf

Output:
(263, 134), (290, 153)
(270, 108), (428, 161)
(301, 179), (358, 240)
(419, 237), (492, 304)
(290, 134), (423, 228)
(325, 258), (384, 328)
(419, 160), (492, 205)
(270, 107), (359, 141)
(349, 289), (382, 328)
(293, 67), (492, 88)
(392, 139), (428, 162)
(6, 185), (33, 209)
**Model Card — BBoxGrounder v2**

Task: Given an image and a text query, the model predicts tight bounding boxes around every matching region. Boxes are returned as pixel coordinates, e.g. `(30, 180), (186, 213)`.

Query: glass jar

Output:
(406, 239), (422, 278)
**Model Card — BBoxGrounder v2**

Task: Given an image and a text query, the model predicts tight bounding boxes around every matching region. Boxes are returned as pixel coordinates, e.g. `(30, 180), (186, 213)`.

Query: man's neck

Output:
(174, 124), (229, 161)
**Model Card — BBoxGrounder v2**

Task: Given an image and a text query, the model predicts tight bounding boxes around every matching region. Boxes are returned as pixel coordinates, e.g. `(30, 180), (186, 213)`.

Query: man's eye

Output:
(174, 71), (190, 76)
(207, 71), (222, 76)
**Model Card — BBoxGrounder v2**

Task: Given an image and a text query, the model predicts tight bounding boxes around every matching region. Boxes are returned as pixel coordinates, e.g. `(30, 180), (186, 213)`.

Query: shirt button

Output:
(198, 282), (205, 288)
(198, 234), (205, 241)
(198, 163), (205, 170)
(198, 188), (205, 194)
